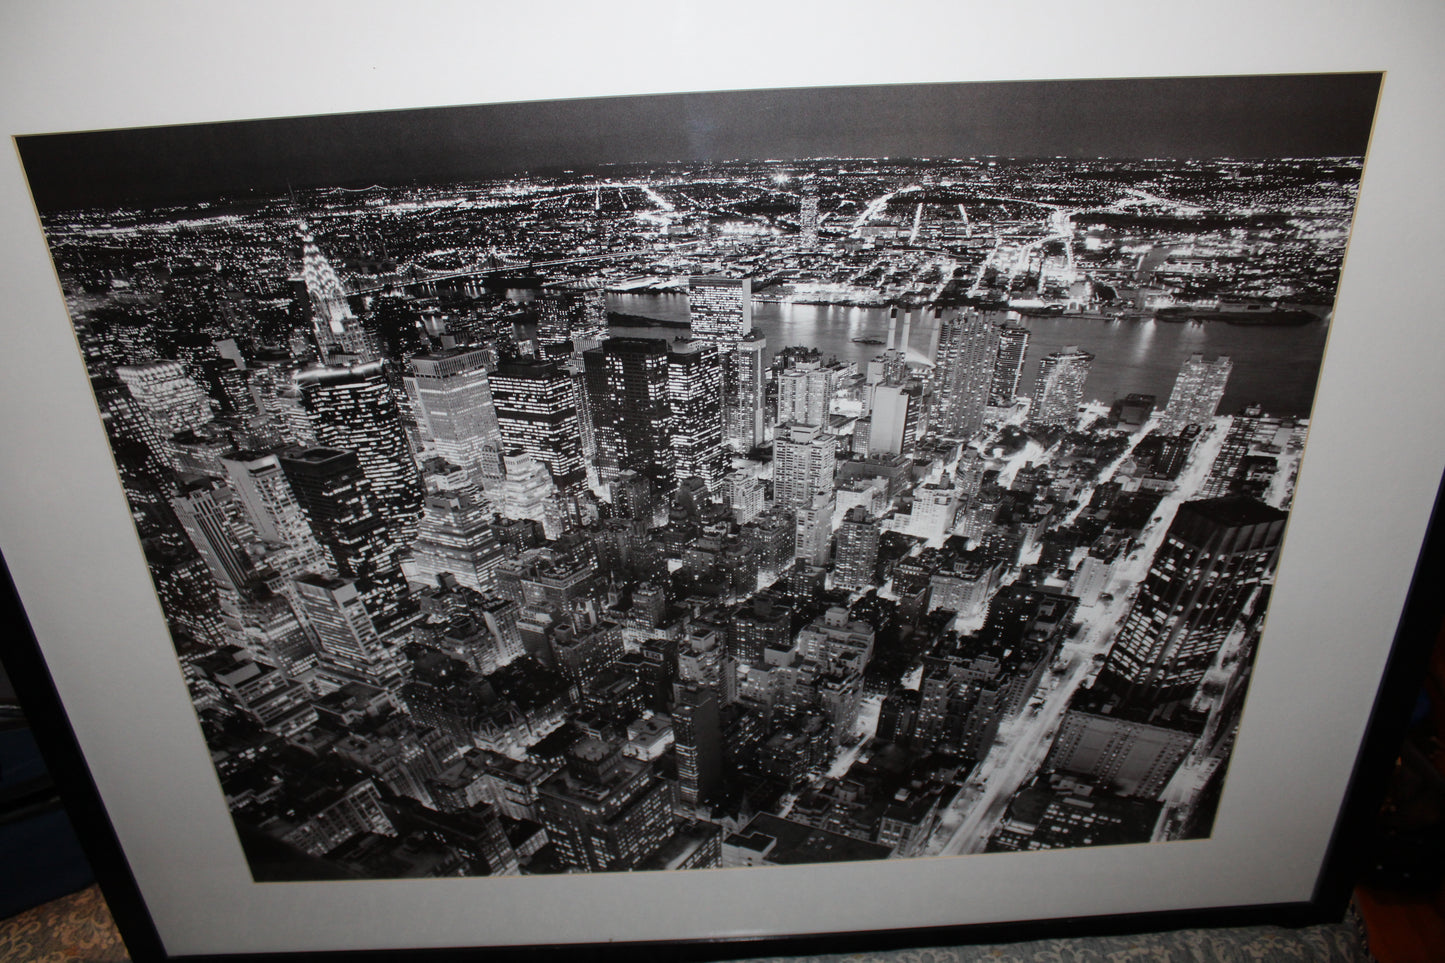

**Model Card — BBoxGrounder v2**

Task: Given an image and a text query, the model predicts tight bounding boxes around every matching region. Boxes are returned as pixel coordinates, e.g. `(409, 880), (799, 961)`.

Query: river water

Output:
(607, 293), (1332, 418)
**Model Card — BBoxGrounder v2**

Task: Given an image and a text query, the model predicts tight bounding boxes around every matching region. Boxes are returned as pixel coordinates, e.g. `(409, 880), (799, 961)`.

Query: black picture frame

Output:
(3, 3), (1444, 959)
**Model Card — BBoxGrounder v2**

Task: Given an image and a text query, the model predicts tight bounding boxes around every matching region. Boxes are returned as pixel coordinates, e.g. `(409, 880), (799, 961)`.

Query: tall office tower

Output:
(688, 275), (753, 342)
(403, 348), (502, 480)
(293, 574), (407, 691)
(667, 341), (726, 490)
(411, 485), (506, 593)
(219, 449), (332, 573)
(295, 361), (424, 542)
(990, 323), (1030, 406)
(776, 364), (811, 428)
(933, 310), (1000, 438)
(773, 422), (837, 511)
(672, 682), (723, 808)
(726, 333), (768, 451)
(151, 548), (225, 645)
(868, 382), (921, 456)
(795, 491), (836, 566)
(299, 225), (371, 363)
(536, 738), (675, 872)
(535, 287), (609, 354)
(688, 277), (764, 451)
(1099, 496), (1287, 705)
(832, 506), (881, 591)
(171, 478), (255, 595)
(579, 352), (613, 476)
(582, 338), (674, 490)
(568, 365), (596, 469)
(799, 191), (819, 249)
(197, 358), (258, 418)
(1030, 345), (1094, 427)
(534, 291), (575, 347)
(279, 447), (410, 630)
(1159, 354), (1232, 434)
(488, 361), (586, 491)
(115, 361), (215, 470)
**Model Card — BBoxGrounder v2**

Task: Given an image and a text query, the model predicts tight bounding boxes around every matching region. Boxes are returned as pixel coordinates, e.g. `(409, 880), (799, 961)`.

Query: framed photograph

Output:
(2, 2), (1443, 959)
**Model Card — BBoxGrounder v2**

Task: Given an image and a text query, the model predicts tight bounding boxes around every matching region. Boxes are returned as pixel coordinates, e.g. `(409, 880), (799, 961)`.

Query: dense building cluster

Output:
(40, 153), (1355, 878)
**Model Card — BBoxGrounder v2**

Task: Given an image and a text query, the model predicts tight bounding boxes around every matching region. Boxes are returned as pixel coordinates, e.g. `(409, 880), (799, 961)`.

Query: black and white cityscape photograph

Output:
(15, 74), (1380, 881)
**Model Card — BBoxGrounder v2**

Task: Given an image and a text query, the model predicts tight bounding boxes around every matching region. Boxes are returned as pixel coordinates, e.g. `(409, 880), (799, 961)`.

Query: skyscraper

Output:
(293, 574), (407, 691)
(799, 191), (819, 249)
(1099, 496), (1287, 705)
(171, 478), (255, 595)
(990, 323), (1030, 406)
(773, 422), (837, 511)
(610, 469), (656, 527)
(688, 276), (752, 342)
(729, 596), (792, 665)
(279, 446), (410, 630)
(115, 361), (215, 470)
(1159, 354), (1232, 434)
(487, 452), (565, 540)
(403, 348), (502, 480)
(667, 341), (726, 490)
(868, 382), (921, 456)
(795, 491), (835, 566)
(582, 338), (674, 489)
(488, 361), (585, 491)
(411, 485), (507, 594)
(536, 738), (674, 872)
(776, 360), (842, 428)
(1031, 345), (1094, 427)
(726, 334), (767, 452)
(220, 450), (327, 557)
(295, 361), (423, 542)
(688, 277), (763, 451)
(299, 225), (371, 363)
(832, 506), (880, 591)
(933, 310), (1000, 438)
(672, 682), (722, 808)
(535, 287), (607, 353)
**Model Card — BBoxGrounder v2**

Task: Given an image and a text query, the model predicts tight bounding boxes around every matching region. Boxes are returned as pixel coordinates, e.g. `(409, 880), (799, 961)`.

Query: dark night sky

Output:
(15, 74), (1382, 213)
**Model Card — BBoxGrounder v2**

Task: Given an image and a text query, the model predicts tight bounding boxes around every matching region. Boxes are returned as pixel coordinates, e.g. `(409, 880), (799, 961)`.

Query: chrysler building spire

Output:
(299, 222), (370, 362)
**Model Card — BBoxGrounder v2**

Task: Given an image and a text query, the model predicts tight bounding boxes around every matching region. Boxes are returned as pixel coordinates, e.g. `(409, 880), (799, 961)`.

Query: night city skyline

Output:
(17, 75), (1376, 880)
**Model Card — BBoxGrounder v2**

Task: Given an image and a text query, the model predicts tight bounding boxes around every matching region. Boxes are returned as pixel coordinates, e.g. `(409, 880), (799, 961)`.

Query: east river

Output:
(606, 293), (1333, 418)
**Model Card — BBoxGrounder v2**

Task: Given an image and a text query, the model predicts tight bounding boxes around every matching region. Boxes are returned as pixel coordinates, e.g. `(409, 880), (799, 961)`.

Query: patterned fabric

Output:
(0, 886), (1372, 962)
(0, 886), (129, 962)
(728, 915), (1373, 963)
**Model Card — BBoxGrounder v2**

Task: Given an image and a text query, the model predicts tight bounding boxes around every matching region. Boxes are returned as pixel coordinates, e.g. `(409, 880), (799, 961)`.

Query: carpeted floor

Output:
(0, 884), (1379, 962)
